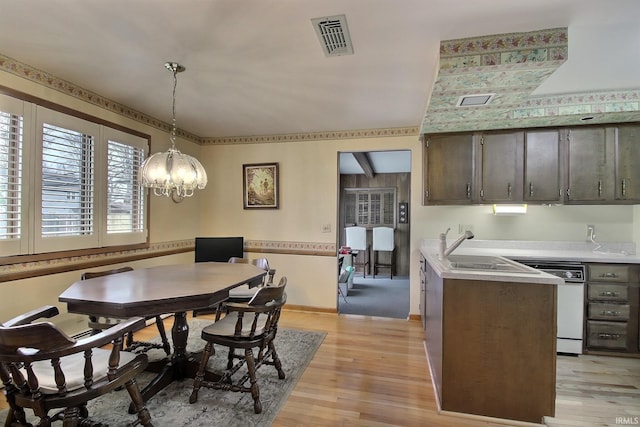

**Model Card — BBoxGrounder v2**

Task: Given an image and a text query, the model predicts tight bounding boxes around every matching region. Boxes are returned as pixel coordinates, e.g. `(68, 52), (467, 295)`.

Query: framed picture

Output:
(243, 162), (279, 209)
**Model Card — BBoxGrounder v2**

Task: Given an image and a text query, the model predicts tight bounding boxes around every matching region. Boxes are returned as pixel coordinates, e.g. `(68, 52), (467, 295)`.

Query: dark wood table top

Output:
(59, 262), (267, 318)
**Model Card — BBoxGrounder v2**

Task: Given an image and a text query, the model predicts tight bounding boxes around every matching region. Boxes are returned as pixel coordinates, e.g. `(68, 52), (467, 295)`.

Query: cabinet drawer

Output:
(588, 302), (630, 321)
(588, 264), (629, 282)
(587, 321), (628, 350)
(587, 283), (629, 301)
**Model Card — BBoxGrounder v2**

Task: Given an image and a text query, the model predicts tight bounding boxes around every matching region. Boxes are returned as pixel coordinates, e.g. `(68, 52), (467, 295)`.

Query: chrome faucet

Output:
(438, 228), (474, 259)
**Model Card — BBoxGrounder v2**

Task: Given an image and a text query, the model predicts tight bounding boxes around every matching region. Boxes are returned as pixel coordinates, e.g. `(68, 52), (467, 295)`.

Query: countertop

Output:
(422, 251), (563, 284)
(420, 239), (640, 264)
(420, 238), (639, 284)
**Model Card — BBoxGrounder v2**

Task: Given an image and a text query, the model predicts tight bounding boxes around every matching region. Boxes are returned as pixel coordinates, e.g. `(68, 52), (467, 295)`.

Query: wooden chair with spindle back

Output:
(81, 266), (171, 355)
(0, 305), (153, 426)
(189, 277), (287, 414)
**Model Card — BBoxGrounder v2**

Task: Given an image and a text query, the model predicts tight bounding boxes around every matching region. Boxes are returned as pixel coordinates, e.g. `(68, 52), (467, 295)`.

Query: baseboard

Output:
(283, 304), (337, 314)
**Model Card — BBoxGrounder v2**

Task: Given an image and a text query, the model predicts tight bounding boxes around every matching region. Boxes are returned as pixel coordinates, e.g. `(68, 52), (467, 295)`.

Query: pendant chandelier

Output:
(138, 62), (207, 203)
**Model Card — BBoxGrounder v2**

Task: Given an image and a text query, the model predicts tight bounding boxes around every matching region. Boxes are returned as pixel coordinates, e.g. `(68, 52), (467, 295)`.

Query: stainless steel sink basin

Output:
(446, 255), (539, 273)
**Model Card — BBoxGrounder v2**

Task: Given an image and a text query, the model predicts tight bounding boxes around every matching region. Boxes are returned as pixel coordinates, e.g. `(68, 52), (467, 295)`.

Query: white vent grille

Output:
(456, 93), (495, 107)
(311, 15), (354, 57)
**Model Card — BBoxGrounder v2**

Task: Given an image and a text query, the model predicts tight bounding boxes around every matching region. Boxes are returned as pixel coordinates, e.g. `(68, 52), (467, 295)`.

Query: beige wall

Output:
(201, 136), (638, 317)
(2, 67), (639, 328)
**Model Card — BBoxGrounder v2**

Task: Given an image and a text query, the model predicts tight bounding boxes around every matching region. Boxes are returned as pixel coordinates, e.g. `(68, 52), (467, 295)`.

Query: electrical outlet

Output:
(458, 224), (474, 233)
(321, 223), (332, 233)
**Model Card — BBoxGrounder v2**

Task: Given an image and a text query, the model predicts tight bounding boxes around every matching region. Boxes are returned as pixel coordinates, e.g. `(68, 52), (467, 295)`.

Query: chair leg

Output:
(244, 348), (262, 414)
(154, 316), (171, 355)
(124, 377), (153, 427)
(269, 340), (285, 380)
(227, 347), (236, 370)
(190, 342), (214, 404)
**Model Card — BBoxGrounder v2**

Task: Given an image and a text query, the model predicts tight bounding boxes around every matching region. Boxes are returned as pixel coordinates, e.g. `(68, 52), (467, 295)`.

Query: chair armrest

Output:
(2, 305), (59, 327)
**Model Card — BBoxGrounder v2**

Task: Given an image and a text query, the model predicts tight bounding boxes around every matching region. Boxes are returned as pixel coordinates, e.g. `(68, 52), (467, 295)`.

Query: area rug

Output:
(0, 319), (326, 427)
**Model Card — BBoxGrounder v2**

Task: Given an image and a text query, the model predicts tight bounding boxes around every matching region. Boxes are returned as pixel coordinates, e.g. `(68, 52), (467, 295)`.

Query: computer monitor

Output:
(194, 237), (244, 263)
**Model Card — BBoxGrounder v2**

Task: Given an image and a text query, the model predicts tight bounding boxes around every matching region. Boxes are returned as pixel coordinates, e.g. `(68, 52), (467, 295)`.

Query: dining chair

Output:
(345, 226), (369, 276)
(189, 277), (288, 414)
(82, 266), (171, 355)
(193, 257), (275, 316)
(373, 226), (395, 278)
(0, 305), (153, 427)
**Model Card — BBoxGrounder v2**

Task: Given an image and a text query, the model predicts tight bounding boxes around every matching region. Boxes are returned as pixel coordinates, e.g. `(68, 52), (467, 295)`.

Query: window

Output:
(0, 94), (148, 257)
(344, 188), (396, 228)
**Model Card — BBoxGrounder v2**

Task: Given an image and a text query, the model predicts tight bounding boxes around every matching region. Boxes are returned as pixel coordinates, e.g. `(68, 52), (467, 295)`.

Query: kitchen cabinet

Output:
(479, 131), (524, 202)
(585, 263), (640, 356)
(421, 255), (556, 423)
(524, 129), (563, 203)
(566, 127), (615, 202)
(423, 122), (640, 206)
(615, 124), (640, 201)
(423, 133), (474, 204)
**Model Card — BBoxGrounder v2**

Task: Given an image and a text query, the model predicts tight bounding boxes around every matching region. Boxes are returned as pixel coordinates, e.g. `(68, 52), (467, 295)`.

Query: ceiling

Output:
(0, 0), (638, 142)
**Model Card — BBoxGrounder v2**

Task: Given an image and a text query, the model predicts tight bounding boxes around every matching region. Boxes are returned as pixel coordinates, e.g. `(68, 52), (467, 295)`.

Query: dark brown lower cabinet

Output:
(422, 256), (556, 423)
(585, 263), (640, 356)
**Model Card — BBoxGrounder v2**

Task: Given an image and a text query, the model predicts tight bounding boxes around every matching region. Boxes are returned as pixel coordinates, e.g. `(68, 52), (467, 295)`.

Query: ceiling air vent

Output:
(456, 93), (496, 107)
(311, 14), (354, 57)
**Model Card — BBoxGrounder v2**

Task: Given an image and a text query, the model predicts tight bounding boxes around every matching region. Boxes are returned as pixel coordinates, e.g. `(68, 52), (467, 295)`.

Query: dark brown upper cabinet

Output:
(524, 129), (563, 203)
(479, 131), (524, 203)
(423, 133), (475, 204)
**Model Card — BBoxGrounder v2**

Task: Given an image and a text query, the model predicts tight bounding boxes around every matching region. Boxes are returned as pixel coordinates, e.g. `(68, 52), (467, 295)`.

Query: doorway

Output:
(337, 150), (411, 318)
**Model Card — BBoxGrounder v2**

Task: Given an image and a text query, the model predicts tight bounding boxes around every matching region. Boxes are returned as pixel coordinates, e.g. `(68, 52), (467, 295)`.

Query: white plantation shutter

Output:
(0, 110), (22, 240)
(1, 97), (149, 256)
(41, 123), (95, 237)
(102, 127), (147, 246)
(107, 140), (144, 233)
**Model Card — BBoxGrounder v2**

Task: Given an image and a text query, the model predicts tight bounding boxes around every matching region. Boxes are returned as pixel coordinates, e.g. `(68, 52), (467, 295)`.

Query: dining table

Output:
(59, 262), (267, 409)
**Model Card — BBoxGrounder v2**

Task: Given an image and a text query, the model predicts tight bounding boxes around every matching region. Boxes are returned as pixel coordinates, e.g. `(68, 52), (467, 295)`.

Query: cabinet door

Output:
(424, 134), (474, 204)
(567, 127), (615, 202)
(480, 131), (524, 202)
(524, 130), (562, 202)
(615, 125), (640, 201)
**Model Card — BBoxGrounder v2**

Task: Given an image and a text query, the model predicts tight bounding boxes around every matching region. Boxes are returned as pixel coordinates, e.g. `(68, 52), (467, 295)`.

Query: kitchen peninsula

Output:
(419, 249), (563, 424)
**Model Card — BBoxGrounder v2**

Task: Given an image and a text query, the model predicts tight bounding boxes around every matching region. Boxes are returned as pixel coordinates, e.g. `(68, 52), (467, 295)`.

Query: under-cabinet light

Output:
(492, 204), (527, 215)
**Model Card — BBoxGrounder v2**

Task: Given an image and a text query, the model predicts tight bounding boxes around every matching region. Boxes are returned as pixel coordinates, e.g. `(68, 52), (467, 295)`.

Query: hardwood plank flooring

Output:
(2, 310), (638, 426)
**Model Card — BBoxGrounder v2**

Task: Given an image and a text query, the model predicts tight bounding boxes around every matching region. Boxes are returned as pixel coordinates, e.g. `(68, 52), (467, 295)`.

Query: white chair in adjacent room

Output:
(345, 226), (369, 277)
(373, 226), (395, 279)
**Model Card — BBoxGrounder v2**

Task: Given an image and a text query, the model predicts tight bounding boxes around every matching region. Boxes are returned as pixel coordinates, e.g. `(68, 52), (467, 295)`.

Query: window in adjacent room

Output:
(343, 187), (396, 228)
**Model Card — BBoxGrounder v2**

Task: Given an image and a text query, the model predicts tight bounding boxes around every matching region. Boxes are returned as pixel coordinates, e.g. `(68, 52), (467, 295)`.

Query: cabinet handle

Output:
(600, 310), (621, 317)
(621, 179), (627, 197)
(599, 291), (620, 297)
(599, 272), (619, 278)
(597, 333), (621, 340)
(466, 183), (471, 199)
(507, 183), (512, 198)
(529, 182), (534, 197)
(598, 180), (602, 197)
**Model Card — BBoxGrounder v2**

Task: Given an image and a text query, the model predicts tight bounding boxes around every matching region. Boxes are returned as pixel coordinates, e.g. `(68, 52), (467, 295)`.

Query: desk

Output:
(59, 262), (266, 408)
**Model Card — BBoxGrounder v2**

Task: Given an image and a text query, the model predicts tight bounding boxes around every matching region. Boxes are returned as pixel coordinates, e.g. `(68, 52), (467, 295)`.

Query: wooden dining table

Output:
(59, 262), (266, 408)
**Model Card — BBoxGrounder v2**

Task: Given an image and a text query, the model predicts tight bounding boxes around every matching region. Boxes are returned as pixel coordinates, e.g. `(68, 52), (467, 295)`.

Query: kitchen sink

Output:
(446, 255), (539, 273)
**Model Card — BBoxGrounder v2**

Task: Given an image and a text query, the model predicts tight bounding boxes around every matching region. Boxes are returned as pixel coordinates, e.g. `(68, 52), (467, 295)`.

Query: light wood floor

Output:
(2, 311), (638, 426)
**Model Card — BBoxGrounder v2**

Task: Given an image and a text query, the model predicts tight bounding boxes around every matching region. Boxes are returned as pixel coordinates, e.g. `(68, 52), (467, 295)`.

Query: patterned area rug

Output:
(1, 319), (326, 426)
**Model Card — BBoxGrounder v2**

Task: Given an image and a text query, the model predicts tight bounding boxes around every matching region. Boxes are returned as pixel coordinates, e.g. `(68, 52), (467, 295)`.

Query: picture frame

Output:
(243, 162), (279, 209)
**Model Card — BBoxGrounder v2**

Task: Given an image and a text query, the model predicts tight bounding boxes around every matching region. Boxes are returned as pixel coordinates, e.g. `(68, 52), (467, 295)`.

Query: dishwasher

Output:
(514, 260), (586, 355)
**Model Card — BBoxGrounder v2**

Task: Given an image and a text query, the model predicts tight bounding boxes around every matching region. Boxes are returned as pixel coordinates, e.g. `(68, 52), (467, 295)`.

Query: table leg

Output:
(129, 311), (223, 412)
(129, 312), (195, 412)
